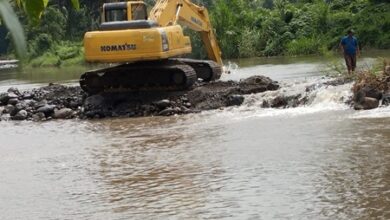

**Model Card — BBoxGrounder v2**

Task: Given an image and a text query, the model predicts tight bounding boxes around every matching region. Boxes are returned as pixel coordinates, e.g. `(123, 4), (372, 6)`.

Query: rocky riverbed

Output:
(0, 75), (279, 121)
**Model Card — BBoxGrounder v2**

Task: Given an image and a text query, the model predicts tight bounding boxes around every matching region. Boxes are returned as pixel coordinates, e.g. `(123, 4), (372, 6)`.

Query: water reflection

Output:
(316, 118), (390, 219)
(87, 116), (228, 218)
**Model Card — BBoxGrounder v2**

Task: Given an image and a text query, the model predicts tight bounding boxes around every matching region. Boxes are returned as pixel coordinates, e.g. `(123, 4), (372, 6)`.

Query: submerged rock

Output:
(382, 94), (390, 106)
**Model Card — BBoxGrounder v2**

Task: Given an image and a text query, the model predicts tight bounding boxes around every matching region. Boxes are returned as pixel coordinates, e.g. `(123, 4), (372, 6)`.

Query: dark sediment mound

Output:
(188, 75), (279, 110)
(352, 62), (390, 110)
(0, 75), (279, 121)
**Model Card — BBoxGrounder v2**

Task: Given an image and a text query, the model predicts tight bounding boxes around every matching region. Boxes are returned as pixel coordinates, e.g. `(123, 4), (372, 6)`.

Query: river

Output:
(0, 52), (389, 219)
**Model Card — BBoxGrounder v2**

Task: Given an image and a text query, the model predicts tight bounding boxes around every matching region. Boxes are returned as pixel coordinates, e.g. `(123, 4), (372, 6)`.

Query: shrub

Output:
(286, 36), (323, 55)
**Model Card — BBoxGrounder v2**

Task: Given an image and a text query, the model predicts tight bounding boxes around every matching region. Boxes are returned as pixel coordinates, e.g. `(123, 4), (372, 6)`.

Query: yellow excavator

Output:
(81, 0), (223, 94)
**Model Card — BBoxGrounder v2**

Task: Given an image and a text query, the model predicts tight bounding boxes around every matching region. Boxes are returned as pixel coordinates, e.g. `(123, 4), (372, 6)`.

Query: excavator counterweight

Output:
(81, 0), (222, 94)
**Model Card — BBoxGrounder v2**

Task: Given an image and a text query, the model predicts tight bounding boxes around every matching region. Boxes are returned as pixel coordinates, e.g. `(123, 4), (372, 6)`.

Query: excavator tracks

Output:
(175, 58), (222, 82)
(80, 59), (222, 95)
(80, 60), (197, 95)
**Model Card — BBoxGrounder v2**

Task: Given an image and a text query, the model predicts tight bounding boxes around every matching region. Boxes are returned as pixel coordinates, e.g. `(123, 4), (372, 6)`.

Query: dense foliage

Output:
(0, 0), (389, 65)
(207, 0), (389, 58)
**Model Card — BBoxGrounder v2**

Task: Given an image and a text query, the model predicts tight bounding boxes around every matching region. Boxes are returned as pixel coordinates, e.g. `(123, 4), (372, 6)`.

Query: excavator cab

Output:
(102, 1), (147, 22)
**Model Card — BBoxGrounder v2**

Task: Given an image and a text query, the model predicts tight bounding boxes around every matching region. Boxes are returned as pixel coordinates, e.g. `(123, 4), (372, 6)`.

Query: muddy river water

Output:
(0, 52), (389, 219)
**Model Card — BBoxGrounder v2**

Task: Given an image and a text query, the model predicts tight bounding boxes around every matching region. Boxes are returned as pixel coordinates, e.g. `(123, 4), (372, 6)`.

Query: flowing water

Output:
(0, 52), (389, 220)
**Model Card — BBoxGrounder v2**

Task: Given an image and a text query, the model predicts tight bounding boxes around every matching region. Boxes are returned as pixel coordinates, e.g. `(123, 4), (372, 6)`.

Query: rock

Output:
(12, 110), (28, 120)
(354, 97), (379, 110)
(32, 112), (46, 121)
(8, 98), (19, 105)
(14, 102), (27, 112)
(173, 107), (181, 113)
(385, 65), (390, 75)
(7, 87), (21, 96)
(239, 75), (279, 93)
(226, 95), (244, 106)
(271, 96), (288, 108)
(22, 92), (34, 99)
(84, 95), (104, 109)
(181, 97), (189, 102)
(154, 99), (171, 109)
(0, 92), (18, 105)
(53, 108), (74, 119)
(0, 113), (11, 121)
(35, 100), (48, 108)
(7, 92), (19, 100)
(184, 102), (192, 108)
(69, 100), (81, 109)
(4, 104), (16, 115)
(0, 93), (8, 104)
(37, 104), (56, 116)
(382, 94), (390, 106)
(158, 107), (177, 116)
(24, 99), (37, 107)
(362, 86), (382, 100)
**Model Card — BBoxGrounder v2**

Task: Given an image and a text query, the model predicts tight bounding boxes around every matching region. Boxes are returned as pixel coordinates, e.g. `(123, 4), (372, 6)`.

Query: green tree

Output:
(0, 0), (79, 58)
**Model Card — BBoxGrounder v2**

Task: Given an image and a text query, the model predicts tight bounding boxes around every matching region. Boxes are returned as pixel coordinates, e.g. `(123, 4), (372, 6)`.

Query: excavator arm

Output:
(149, 0), (222, 65)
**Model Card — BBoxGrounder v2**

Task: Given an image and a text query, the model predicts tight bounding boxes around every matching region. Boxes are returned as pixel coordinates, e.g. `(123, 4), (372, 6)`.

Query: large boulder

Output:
(7, 87), (21, 96)
(0, 92), (18, 105)
(354, 97), (379, 110)
(37, 104), (56, 116)
(226, 95), (244, 106)
(239, 75), (279, 94)
(53, 108), (74, 119)
(12, 110), (28, 120)
(361, 86), (382, 100)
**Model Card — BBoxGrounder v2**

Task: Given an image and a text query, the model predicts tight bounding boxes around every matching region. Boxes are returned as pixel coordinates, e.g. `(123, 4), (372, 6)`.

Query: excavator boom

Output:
(149, 0), (222, 65)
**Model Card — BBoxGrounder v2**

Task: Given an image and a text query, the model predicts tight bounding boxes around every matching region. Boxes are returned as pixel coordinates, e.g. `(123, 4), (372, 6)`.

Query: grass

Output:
(28, 41), (85, 67)
(286, 37), (324, 56)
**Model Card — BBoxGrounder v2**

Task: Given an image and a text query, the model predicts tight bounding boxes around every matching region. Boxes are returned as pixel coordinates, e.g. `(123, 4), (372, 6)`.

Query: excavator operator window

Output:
(131, 3), (147, 20)
(105, 9), (128, 22)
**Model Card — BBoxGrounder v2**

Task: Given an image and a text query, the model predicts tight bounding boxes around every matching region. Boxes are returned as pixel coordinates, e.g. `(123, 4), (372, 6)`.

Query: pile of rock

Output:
(0, 75), (280, 121)
(81, 75), (279, 118)
(0, 85), (84, 121)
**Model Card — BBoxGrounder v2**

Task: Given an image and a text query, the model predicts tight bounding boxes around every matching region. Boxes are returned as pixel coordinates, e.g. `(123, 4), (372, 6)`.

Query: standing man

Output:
(340, 30), (360, 75)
